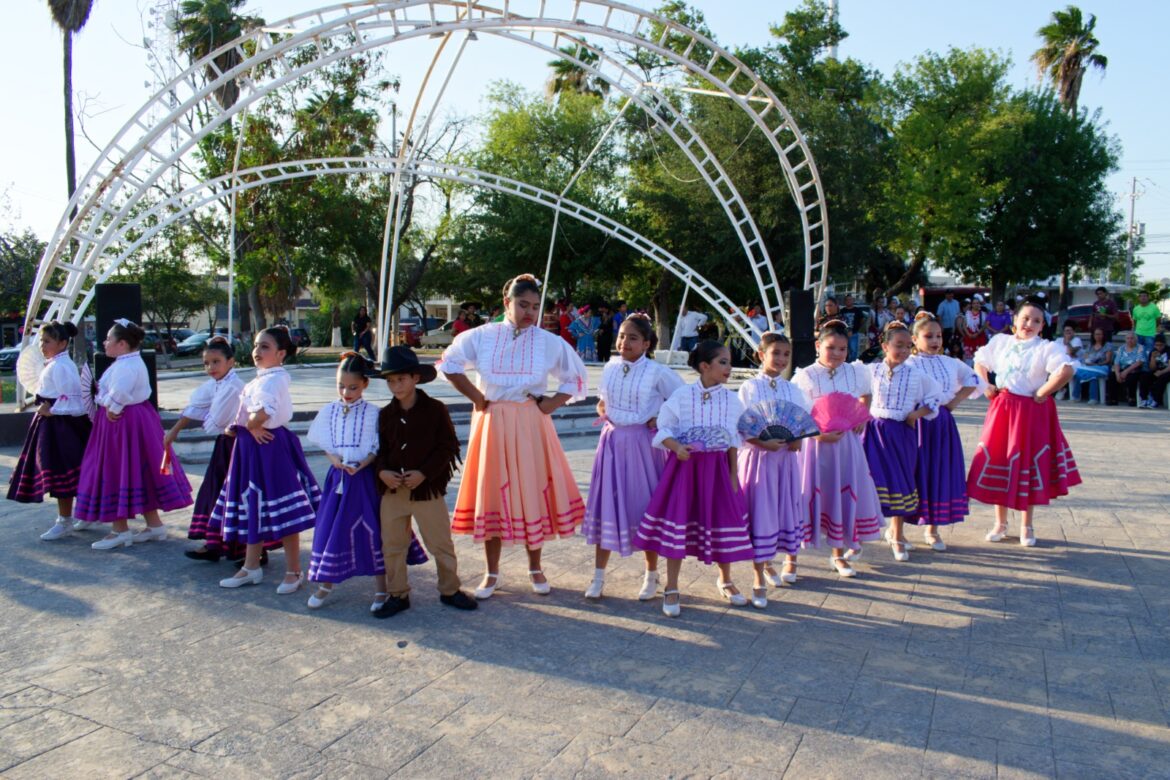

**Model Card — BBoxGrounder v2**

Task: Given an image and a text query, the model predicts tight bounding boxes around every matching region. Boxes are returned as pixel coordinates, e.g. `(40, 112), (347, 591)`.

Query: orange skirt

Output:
(452, 399), (584, 548)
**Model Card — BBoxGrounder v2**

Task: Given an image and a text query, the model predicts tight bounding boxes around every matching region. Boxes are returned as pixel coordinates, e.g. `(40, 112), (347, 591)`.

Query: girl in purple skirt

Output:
(161, 337), (248, 562)
(792, 321), (882, 578)
(215, 327), (321, 594)
(906, 313), (979, 550)
(10, 322), (92, 540)
(75, 320), (193, 550)
(634, 341), (753, 617)
(582, 314), (683, 601)
(304, 353), (426, 612)
(737, 333), (812, 608)
(860, 323), (944, 562)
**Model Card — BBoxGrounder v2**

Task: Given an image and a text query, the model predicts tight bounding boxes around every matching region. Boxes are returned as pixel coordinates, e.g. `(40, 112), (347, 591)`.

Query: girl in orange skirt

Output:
(440, 274), (588, 598)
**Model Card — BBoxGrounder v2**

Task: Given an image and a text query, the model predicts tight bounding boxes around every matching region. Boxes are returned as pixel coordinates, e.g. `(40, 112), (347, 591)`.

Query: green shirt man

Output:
(1132, 292), (1161, 339)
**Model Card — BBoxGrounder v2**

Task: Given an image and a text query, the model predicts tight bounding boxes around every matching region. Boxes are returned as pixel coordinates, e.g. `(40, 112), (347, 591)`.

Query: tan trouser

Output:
(380, 491), (461, 597)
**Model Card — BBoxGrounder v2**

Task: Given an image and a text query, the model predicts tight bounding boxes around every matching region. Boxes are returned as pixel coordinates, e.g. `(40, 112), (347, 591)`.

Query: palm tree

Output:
(45, 0), (95, 202)
(1030, 5), (1107, 114)
(545, 46), (610, 101)
(172, 0), (263, 110)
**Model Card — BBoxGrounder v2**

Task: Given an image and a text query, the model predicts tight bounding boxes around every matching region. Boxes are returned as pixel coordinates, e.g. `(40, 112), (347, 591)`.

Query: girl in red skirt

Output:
(967, 298), (1081, 546)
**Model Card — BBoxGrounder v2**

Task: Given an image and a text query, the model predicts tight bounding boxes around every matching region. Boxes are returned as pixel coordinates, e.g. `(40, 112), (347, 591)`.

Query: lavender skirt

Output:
(308, 467), (427, 583)
(913, 407), (969, 526)
(738, 443), (808, 561)
(582, 422), (667, 557)
(800, 431), (884, 547)
(634, 450), (753, 564)
(74, 403), (192, 522)
(7, 397), (91, 503)
(862, 418), (921, 519)
(212, 426), (320, 544)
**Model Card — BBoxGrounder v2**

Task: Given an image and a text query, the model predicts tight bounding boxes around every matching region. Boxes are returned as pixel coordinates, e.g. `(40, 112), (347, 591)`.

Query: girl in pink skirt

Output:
(635, 341), (753, 617)
(582, 314), (683, 601)
(792, 320), (883, 578)
(737, 333), (812, 608)
(74, 320), (193, 550)
(967, 298), (1081, 547)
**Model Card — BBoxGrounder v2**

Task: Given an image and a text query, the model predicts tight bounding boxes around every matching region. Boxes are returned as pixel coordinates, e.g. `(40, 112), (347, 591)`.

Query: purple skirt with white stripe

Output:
(582, 422), (667, 557)
(7, 396), (91, 503)
(738, 443), (808, 561)
(634, 450), (753, 564)
(913, 407), (968, 526)
(212, 425), (320, 545)
(800, 431), (884, 547)
(862, 418), (921, 519)
(308, 466), (427, 583)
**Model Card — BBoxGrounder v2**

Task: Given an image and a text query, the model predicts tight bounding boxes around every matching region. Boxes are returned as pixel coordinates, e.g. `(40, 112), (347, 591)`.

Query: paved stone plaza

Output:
(1, 377), (1169, 778)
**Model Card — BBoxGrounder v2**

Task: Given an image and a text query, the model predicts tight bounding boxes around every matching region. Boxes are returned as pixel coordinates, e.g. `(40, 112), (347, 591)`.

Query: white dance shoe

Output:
(1020, 528), (1037, 547)
(529, 570), (551, 596)
(40, 520), (73, 541)
(637, 571), (659, 601)
(830, 557), (857, 578)
(131, 525), (167, 543)
(750, 587), (768, 610)
(474, 573), (501, 600)
(662, 589), (681, 618)
(584, 577), (605, 600)
(91, 531), (133, 550)
(220, 567), (263, 588)
(276, 572), (304, 595)
(717, 580), (748, 607)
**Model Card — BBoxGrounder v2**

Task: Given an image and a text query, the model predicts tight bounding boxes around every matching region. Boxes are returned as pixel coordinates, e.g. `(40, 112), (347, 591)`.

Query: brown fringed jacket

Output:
(375, 389), (461, 501)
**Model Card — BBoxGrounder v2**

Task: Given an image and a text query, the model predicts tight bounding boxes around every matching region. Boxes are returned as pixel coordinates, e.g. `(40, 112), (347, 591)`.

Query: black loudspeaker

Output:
(94, 283), (142, 349)
(93, 350), (159, 409)
(788, 288), (816, 341)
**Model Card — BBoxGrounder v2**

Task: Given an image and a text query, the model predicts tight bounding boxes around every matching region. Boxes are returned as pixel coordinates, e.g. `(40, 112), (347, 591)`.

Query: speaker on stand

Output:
(92, 283), (158, 408)
(788, 288), (817, 369)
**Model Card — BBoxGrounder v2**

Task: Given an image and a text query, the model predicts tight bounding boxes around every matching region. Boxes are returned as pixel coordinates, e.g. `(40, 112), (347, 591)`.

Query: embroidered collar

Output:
(620, 355), (647, 375)
(256, 365), (287, 377)
(114, 352), (140, 362)
(758, 370), (783, 389)
(215, 369), (238, 385)
(696, 380), (725, 402)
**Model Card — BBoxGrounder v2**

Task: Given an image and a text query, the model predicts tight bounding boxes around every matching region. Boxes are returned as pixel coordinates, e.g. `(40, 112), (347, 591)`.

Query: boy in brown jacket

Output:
(374, 346), (476, 617)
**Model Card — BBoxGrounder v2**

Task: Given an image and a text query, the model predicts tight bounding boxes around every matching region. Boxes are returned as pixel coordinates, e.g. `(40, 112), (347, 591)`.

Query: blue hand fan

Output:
(737, 399), (820, 443)
(677, 425), (736, 451)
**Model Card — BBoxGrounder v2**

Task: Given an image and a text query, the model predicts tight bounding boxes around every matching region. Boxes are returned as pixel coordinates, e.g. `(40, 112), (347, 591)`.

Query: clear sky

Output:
(4, 1), (1168, 279)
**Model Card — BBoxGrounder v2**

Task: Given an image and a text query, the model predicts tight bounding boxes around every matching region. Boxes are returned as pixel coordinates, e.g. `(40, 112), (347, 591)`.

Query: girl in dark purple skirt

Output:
(634, 341), (752, 617)
(906, 314), (979, 550)
(304, 353), (426, 612)
(861, 323), (944, 563)
(9, 321), (92, 540)
(214, 327), (321, 594)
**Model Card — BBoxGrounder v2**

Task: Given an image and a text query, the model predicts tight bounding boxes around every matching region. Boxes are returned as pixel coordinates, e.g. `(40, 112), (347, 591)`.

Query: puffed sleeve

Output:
(205, 378), (243, 433)
(725, 393), (747, 446)
(655, 364), (685, 402)
(246, 372), (284, 416)
(104, 361), (148, 414)
(45, 360), (84, 415)
(789, 381), (813, 412)
(651, 390), (683, 449)
(181, 379), (216, 422)
(550, 335), (588, 403)
(1042, 340), (1074, 374)
(356, 405), (381, 461)
(791, 367), (814, 400)
(597, 361), (615, 403)
(916, 370), (945, 421)
(439, 327), (478, 375)
(851, 362), (873, 397)
(306, 405), (335, 455)
(737, 379), (757, 410)
(954, 358), (980, 387)
(973, 334), (1005, 372)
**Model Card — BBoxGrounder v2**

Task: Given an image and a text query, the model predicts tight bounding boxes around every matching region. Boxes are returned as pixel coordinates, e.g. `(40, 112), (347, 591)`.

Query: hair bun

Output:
(63, 322), (79, 338)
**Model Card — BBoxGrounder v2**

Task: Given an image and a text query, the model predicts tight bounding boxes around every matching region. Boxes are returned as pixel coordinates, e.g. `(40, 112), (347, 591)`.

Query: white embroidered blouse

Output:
(598, 356), (684, 426)
(36, 353), (87, 416)
(737, 371), (812, 413)
(95, 352), (151, 413)
(307, 399), (379, 466)
(440, 321), (588, 403)
(234, 366), (294, 428)
(792, 361), (873, 402)
(906, 353), (980, 405)
(181, 370), (245, 435)
(652, 381), (745, 452)
(863, 362), (945, 422)
(975, 334), (1072, 396)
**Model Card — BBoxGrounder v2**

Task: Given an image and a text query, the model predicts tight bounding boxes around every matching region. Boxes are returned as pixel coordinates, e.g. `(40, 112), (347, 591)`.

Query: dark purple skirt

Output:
(308, 467), (427, 583)
(74, 403), (193, 522)
(7, 397), (91, 503)
(862, 417), (920, 519)
(212, 426), (321, 544)
(913, 407), (969, 526)
(188, 433), (234, 540)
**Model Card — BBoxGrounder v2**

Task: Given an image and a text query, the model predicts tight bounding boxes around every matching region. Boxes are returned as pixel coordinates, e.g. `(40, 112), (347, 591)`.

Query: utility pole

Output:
(1125, 176), (1137, 286)
(827, 0), (839, 60)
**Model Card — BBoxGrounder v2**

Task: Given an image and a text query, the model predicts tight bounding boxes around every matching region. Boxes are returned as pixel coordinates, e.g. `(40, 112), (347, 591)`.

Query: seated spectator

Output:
(1107, 332), (1147, 407)
(1056, 325), (1083, 400)
(1072, 327), (1112, 403)
(987, 300), (1013, 336)
(1139, 335), (1170, 409)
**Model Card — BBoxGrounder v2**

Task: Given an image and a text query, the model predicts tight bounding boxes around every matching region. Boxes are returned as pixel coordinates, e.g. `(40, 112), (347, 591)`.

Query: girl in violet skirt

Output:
(9, 321), (93, 540)
(75, 319), (193, 550)
(792, 321), (883, 578)
(304, 353), (426, 612)
(634, 341), (753, 617)
(215, 327), (321, 593)
(860, 322), (944, 562)
(737, 333), (813, 608)
(906, 313), (979, 551)
(582, 314), (683, 601)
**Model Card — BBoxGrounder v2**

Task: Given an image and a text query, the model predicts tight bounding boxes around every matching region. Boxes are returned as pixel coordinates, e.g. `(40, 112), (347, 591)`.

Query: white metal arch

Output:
(27, 1), (830, 342)
(84, 156), (764, 344)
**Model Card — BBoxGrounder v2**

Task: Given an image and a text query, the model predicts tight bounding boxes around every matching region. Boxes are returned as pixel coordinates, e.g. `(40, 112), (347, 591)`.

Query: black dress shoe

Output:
(184, 548), (221, 562)
(372, 595), (410, 619)
(439, 591), (479, 610)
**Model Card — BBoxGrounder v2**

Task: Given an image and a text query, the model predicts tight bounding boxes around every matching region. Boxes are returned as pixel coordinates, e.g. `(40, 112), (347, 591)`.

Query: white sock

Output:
(592, 567), (606, 581)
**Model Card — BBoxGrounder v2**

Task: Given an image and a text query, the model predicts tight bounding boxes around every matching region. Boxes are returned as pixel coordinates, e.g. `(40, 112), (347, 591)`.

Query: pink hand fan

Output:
(811, 392), (870, 433)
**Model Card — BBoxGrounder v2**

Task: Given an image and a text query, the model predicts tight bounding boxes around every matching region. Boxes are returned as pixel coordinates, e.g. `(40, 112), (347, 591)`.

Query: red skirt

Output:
(966, 392), (1081, 510)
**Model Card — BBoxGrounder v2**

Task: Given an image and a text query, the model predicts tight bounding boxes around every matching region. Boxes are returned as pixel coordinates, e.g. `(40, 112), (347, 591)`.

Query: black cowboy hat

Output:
(378, 345), (437, 383)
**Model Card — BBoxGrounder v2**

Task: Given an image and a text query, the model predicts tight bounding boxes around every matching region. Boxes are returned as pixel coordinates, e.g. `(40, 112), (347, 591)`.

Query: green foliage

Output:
(1123, 280), (1170, 305)
(0, 228), (44, 318)
(304, 307), (336, 349)
(1031, 5), (1107, 113)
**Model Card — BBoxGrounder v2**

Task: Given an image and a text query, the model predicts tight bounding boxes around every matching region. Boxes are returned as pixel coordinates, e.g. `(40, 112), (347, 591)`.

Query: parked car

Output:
(420, 320), (458, 348)
(174, 332), (243, 357)
(168, 328), (195, 342)
(398, 322), (422, 347)
(142, 330), (177, 354)
(1061, 304), (1133, 335)
(289, 327), (311, 348)
(0, 345), (19, 372)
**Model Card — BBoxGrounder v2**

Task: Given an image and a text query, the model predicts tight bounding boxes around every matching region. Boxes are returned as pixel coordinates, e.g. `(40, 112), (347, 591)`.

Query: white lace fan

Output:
(15, 344), (45, 396)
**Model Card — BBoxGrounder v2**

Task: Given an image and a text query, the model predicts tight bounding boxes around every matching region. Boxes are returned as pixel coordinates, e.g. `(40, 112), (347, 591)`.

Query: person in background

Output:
(1071, 328), (1112, 404)
(1132, 290), (1160, 352)
(749, 305), (769, 337)
(936, 290), (960, 345)
(595, 304), (615, 362)
(839, 294), (868, 361)
(771, 309), (786, 334)
(957, 298), (988, 364)
(1107, 331), (1146, 407)
(815, 297), (841, 336)
(873, 297), (894, 331)
(452, 308), (474, 337)
(893, 304), (913, 327)
(612, 300), (628, 335)
(986, 300), (1013, 337)
(675, 304), (708, 353)
(1140, 335), (1170, 408)
(1088, 287), (1119, 342)
(351, 306), (375, 362)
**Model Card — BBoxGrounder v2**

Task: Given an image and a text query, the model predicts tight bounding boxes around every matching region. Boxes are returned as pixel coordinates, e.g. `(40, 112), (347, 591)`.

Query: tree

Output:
(546, 46), (610, 101)
(45, 0), (94, 203)
(173, 0), (263, 111)
(0, 229), (44, 320)
(1031, 5), (1107, 114)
